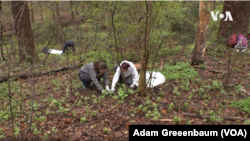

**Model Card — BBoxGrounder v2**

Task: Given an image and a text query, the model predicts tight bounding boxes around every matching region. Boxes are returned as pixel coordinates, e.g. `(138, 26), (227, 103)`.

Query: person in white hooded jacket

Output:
(111, 60), (139, 92)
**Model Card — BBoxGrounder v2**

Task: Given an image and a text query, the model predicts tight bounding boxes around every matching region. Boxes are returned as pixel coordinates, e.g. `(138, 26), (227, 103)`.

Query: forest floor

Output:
(1, 47), (250, 141)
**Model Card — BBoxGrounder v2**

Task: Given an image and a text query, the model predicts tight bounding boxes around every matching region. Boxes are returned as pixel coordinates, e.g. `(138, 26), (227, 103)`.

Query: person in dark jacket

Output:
(78, 61), (110, 93)
(62, 40), (75, 54)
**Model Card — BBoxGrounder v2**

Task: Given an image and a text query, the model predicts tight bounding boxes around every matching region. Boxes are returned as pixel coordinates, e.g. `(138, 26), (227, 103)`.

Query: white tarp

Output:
(135, 71), (165, 88)
(48, 49), (63, 55)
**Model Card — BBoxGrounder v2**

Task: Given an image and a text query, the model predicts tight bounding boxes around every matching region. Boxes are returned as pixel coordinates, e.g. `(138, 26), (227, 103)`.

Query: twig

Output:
(41, 32), (64, 65)
(241, 89), (250, 96)
(0, 58), (87, 83)
(23, 70), (35, 141)
(160, 61), (163, 71)
(151, 119), (172, 122)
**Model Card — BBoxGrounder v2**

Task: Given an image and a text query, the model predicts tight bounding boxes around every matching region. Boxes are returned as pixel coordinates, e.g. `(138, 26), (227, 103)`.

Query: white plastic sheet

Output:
(48, 49), (63, 55)
(135, 71), (165, 88)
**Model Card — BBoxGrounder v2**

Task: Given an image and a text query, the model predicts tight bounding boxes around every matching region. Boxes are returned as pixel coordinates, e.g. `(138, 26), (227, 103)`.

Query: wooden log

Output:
(182, 112), (250, 121)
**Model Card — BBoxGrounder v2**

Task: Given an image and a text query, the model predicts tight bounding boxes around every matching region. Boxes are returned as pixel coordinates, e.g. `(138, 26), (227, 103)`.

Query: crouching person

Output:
(111, 60), (139, 92)
(62, 40), (76, 54)
(78, 61), (110, 94)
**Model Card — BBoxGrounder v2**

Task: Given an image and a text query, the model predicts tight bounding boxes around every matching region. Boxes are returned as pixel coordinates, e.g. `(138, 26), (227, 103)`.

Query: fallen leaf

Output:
(161, 109), (167, 114)
(125, 122), (129, 128)
(90, 124), (96, 129)
(21, 126), (27, 131)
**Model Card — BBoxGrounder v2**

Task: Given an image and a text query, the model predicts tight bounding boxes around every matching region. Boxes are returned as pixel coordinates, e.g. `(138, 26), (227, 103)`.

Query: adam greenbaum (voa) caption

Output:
(129, 125), (249, 140)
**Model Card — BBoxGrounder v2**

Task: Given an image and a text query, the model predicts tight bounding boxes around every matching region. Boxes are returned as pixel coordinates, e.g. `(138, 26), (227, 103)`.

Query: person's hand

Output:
(129, 83), (135, 89)
(111, 87), (116, 93)
(106, 86), (111, 92)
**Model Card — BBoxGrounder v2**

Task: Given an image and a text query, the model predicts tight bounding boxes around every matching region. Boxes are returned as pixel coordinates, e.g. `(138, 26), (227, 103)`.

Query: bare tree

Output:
(191, 1), (211, 65)
(138, 1), (153, 96)
(39, 2), (43, 20)
(0, 1), (5, 61)
(70, 1), (75, 22)
(11, 1), (37, 63)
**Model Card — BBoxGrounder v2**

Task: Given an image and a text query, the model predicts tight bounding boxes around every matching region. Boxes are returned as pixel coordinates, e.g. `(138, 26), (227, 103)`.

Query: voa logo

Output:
(210, 11), (233, 21)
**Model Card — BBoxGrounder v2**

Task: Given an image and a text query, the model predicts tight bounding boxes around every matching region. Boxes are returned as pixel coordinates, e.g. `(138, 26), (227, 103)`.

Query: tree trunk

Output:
(55, 2), (64, 45)
(70, 1), (75, 22)
(191, 1), (211, 65)
(105, 2), (109, 26)
(218, 1), (250, 40)
(30, 1), (34, 22)
(0, 1), (5, 61)
(39, 2), (43, 20)
(138, 1), (153, 96)
(11, 1), (37, 63)
(52, 2), (56, 22)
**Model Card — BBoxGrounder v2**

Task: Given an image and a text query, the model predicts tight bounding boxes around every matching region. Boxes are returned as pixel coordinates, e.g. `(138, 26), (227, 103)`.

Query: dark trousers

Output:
(78, 72), (102, 88)
(62, 40), (75, 53)
(113, 64), (132, 85)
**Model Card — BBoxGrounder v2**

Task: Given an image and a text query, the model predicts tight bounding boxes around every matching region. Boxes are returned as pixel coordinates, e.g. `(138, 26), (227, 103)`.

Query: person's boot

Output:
(81, 82), (87, 90)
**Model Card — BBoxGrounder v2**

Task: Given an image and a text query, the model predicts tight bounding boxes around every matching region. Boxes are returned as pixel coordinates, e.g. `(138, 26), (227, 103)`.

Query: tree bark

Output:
(218, 1), (250, 40)
(138, 1), (153, 96)
(55, 2), (64, 45)
(0, 1), (5, 61)
(191, 1), (211, 65)
(70, 1), (75, 22)
(39, 2), (43, 20)
(30, 1), (34, 22)
(11, 1), (37, 63)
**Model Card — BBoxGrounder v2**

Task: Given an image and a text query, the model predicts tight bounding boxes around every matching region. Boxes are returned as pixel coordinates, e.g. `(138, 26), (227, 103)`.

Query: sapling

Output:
(103, 127), (109, 134)
(93, 99), (98, 104)
(145, 100), (152, 105)
(43, 133), (49, 140)
(156, 97), (162, 103)
(75, 92), (79, 97)
(176, 92), (181, 96)
(33, 128), (41, 135)
(173, 116), (181, 123)
(73, 111), (77, 117)
(138, 105), (143, 110)
(244, 119), (250, 125)
(91, 111), (97, 116)
(153, 103), (158, 108)
(81, 116), (87, 123)
(169, 103), (174, 111)
(77, 101), (82, 106)
(64, 92), (69, 98)
(184, 103), (188, 109)
(142, 107), (147, 112)
(52, 127), (58, 134)
(31, 123), (37, 129)
(159, 91), (164, 96)
(39, 116), (47, 122)
(186, 120), (192, 125)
